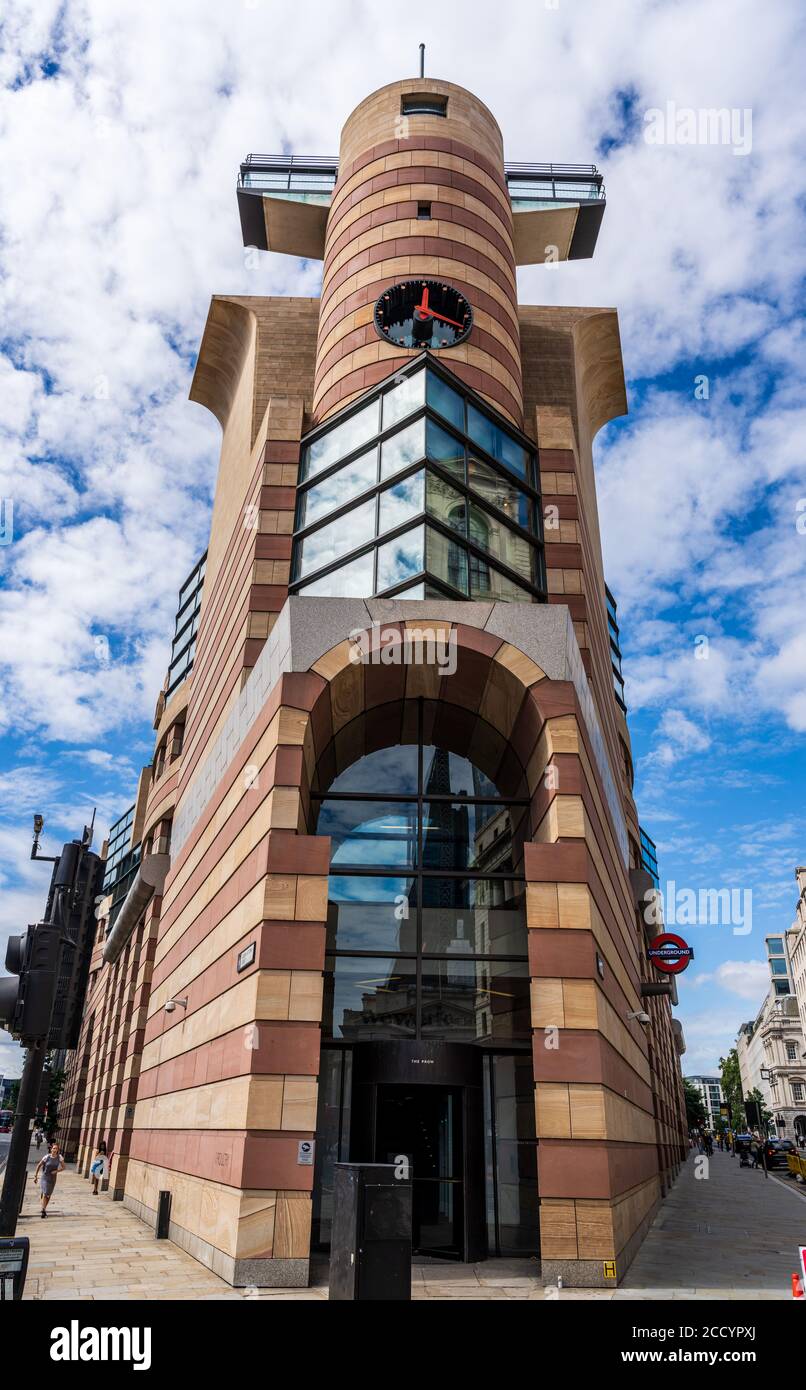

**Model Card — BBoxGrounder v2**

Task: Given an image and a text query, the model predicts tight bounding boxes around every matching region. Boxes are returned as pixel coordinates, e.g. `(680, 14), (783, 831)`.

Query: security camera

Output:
(33, 814), (44, 835)
(165, 997), (188, 1014)
(628, 1009), (652, 1024)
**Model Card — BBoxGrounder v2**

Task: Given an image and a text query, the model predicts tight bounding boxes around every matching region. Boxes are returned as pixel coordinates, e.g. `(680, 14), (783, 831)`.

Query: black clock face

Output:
(374, 279), (473, 350)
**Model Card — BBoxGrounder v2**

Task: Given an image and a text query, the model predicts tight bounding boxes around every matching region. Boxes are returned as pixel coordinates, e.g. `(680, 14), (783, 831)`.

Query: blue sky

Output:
(1, 0), (805, 1078)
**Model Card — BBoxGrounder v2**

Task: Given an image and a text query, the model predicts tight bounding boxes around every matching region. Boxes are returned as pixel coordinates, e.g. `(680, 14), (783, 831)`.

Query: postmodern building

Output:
(58, 75), (687, 1287)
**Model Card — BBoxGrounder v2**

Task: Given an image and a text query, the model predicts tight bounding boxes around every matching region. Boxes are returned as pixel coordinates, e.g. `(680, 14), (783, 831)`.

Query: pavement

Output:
(15, 1143), (804, 1300)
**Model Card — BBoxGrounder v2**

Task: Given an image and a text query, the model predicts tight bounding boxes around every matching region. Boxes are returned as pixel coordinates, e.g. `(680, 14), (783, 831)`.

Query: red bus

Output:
(0, 1109), (13, 1133)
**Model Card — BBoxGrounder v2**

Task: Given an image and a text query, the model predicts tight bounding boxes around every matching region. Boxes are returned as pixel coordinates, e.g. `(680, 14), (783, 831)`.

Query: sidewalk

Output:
(17, 1145), (801, 1300)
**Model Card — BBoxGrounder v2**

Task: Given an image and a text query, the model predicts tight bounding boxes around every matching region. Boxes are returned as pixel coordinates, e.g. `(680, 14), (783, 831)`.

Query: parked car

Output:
(763, 1138), (795, 1169)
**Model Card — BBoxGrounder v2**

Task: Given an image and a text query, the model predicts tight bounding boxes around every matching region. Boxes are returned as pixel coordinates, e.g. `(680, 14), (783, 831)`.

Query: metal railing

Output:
(238, 154), (605, 201)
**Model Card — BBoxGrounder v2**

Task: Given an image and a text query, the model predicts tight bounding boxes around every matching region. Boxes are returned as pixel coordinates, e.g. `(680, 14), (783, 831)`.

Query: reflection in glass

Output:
(419, 960), (530, 1042)
(468, 455), (533, 531)
(422, 746), (498, 798)
(467, 502), (536, 583)
(467, 403), (528, 479)
(425, 472), (466, 536)
(379, 471), (425, 534)
(329, 744), (418, 794)
(318, 800), (418, 868)
(299, 448), (377, 527)
(426, 418), (465, 480)
(376, 525), (425, 592)
(324, 955), (416, 1039)
(311, 1049), (352, 1249)
(327, 875), (417, 952)
(380, 419), (426, 479)
(298, 549), (374, 597)
(427, 525), (468, 594)
(420, 878), (526, 955)
(382, 370), (425, 429)
(427, 370), (465, 431)
(422, 802), (523, 873)
(468, 558), (533, 602)
(304, 400), (379, 479)
(296, 498), (375, 578)
(484, 1054), (539, 1254)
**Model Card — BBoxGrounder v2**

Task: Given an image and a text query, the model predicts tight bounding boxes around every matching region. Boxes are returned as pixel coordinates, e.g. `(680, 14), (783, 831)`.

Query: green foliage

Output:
(719, 1049), (744, 1125)
(683, 1077), (707, 1129)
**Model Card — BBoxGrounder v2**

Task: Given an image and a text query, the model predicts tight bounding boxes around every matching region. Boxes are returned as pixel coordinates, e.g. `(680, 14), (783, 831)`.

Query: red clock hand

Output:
(428, 310), (465, 329)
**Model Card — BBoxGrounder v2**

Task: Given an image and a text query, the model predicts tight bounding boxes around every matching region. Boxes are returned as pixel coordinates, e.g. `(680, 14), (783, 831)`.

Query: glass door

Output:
(375, 1084), (465, 1259)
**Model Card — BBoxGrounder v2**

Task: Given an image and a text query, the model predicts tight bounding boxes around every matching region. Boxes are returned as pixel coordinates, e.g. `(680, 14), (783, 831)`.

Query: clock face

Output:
(374, 279), (473, 350)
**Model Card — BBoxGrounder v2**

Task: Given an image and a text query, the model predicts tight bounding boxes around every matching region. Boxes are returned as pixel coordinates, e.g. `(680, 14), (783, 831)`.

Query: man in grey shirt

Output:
(33, 1143), (65, 1218)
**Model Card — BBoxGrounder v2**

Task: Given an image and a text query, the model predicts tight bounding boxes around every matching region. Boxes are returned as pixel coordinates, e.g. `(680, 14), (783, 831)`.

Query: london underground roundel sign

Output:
(647, 933), (694, 975)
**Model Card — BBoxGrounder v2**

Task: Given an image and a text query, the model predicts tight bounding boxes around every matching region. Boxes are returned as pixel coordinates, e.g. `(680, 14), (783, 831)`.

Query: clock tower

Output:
(59, 69), (687, 1297)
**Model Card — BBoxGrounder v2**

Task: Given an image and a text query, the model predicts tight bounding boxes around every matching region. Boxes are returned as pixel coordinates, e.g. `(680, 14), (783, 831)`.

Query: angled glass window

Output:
(467, 503), (537, 584)
(378, 471), (425, 535)
(376, 524), (425, 591)
(426, 418), (465, 479)
(467, 403), (529, 479)
(296, 498), (375, 578)
(298, 549), (374, 597)
(298, 447), (377, 528)
(303, 400), (379, 480)
(382, 369), (425, 429)
(426, 370), (464, 431)
(427, 525), (468, 594)
(468, 455), (533, 531)
(425, 472), (466, 535)
(380, 418), (426, 479)
(469, 557), (532, 602)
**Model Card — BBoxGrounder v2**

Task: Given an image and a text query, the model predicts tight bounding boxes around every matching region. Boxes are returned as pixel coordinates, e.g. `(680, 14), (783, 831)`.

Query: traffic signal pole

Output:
(0, 1034), (50, 1235)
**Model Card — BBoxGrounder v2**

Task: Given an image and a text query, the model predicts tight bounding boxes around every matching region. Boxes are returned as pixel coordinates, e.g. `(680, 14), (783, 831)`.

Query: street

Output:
(10, 1144), (803, 1301)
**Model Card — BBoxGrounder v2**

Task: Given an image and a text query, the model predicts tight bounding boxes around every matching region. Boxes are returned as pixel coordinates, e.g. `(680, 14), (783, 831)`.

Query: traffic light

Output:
(0, 840), (103, 1049)
(745, 1099), (762, 1128)
(0, 931), (29, 1036)
(0, 924), (61, 1044)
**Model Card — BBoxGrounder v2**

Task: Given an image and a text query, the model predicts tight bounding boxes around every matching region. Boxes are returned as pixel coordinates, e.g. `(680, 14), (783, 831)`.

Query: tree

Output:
(683, 1078), (707, 1130)
(719, 1049), (744, 1128)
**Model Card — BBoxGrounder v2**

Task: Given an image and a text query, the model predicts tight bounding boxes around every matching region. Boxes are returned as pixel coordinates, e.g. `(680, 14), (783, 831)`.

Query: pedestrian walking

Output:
(33, 1142), (65, 1218)
(90, 1141), (108, 1195)
(750, 1136), (760, 1168)
(34, 1127), (43, 1151)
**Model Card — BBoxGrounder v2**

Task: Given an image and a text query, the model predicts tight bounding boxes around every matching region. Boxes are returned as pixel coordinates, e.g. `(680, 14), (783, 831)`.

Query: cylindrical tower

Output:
(313, 78), (523, 427)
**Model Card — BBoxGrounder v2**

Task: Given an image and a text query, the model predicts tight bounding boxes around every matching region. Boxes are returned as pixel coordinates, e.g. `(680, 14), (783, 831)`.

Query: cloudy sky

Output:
(1, 0), (804, 1080)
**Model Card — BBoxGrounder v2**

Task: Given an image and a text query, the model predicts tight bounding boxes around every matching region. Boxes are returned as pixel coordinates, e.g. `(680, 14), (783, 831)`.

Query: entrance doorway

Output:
(375, 1084), (463, 1258)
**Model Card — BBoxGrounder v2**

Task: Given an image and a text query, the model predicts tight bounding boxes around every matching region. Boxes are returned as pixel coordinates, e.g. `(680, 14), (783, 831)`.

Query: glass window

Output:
(421, 878), (526, 955)
(426, 418), (465, 479)
(298, 550), (374, 597)
(466, 504), (536, 583)
(324, 955), (417, 1039)
(422, 802), (524, 873)
(426, 370), (464, 431)
(467, 403), (528, 479)
(770, 959), (789, 976)
(469, 557), (533, 602)
(296, 498), (376, 578)
(329, 744), (419, 794)
(484, 1053), (539, 1255)
(376, 525), (425, 592)
(298, 448), (377, 527)
(382, 370), (425, 429)
(394, 582), (426, 599)
(318, 800), (419, 869)
(468, 456), (533, 531)
(380, 418), (426, 479)
(425, 472), (467, 536)
(427, 525), (468, 594)
(420, 959), (530, 1042)
(421, 746), (498, 799)
(767, 937), (785, 955)
(304, 400), (379, 480)
(378, 471), (425, 534)
(327, 876), (417, 952)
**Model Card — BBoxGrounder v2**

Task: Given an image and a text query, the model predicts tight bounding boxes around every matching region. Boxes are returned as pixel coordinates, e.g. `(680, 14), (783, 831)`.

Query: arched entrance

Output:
(310, 697), (539, 1262)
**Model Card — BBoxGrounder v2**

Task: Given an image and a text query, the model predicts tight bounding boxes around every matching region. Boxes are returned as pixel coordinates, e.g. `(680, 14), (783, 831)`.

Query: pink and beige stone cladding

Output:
(313, 78), (523, 427)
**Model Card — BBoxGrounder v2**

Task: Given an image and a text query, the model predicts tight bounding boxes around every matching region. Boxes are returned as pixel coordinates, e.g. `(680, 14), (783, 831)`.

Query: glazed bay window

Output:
(292, 358), (545, 602)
